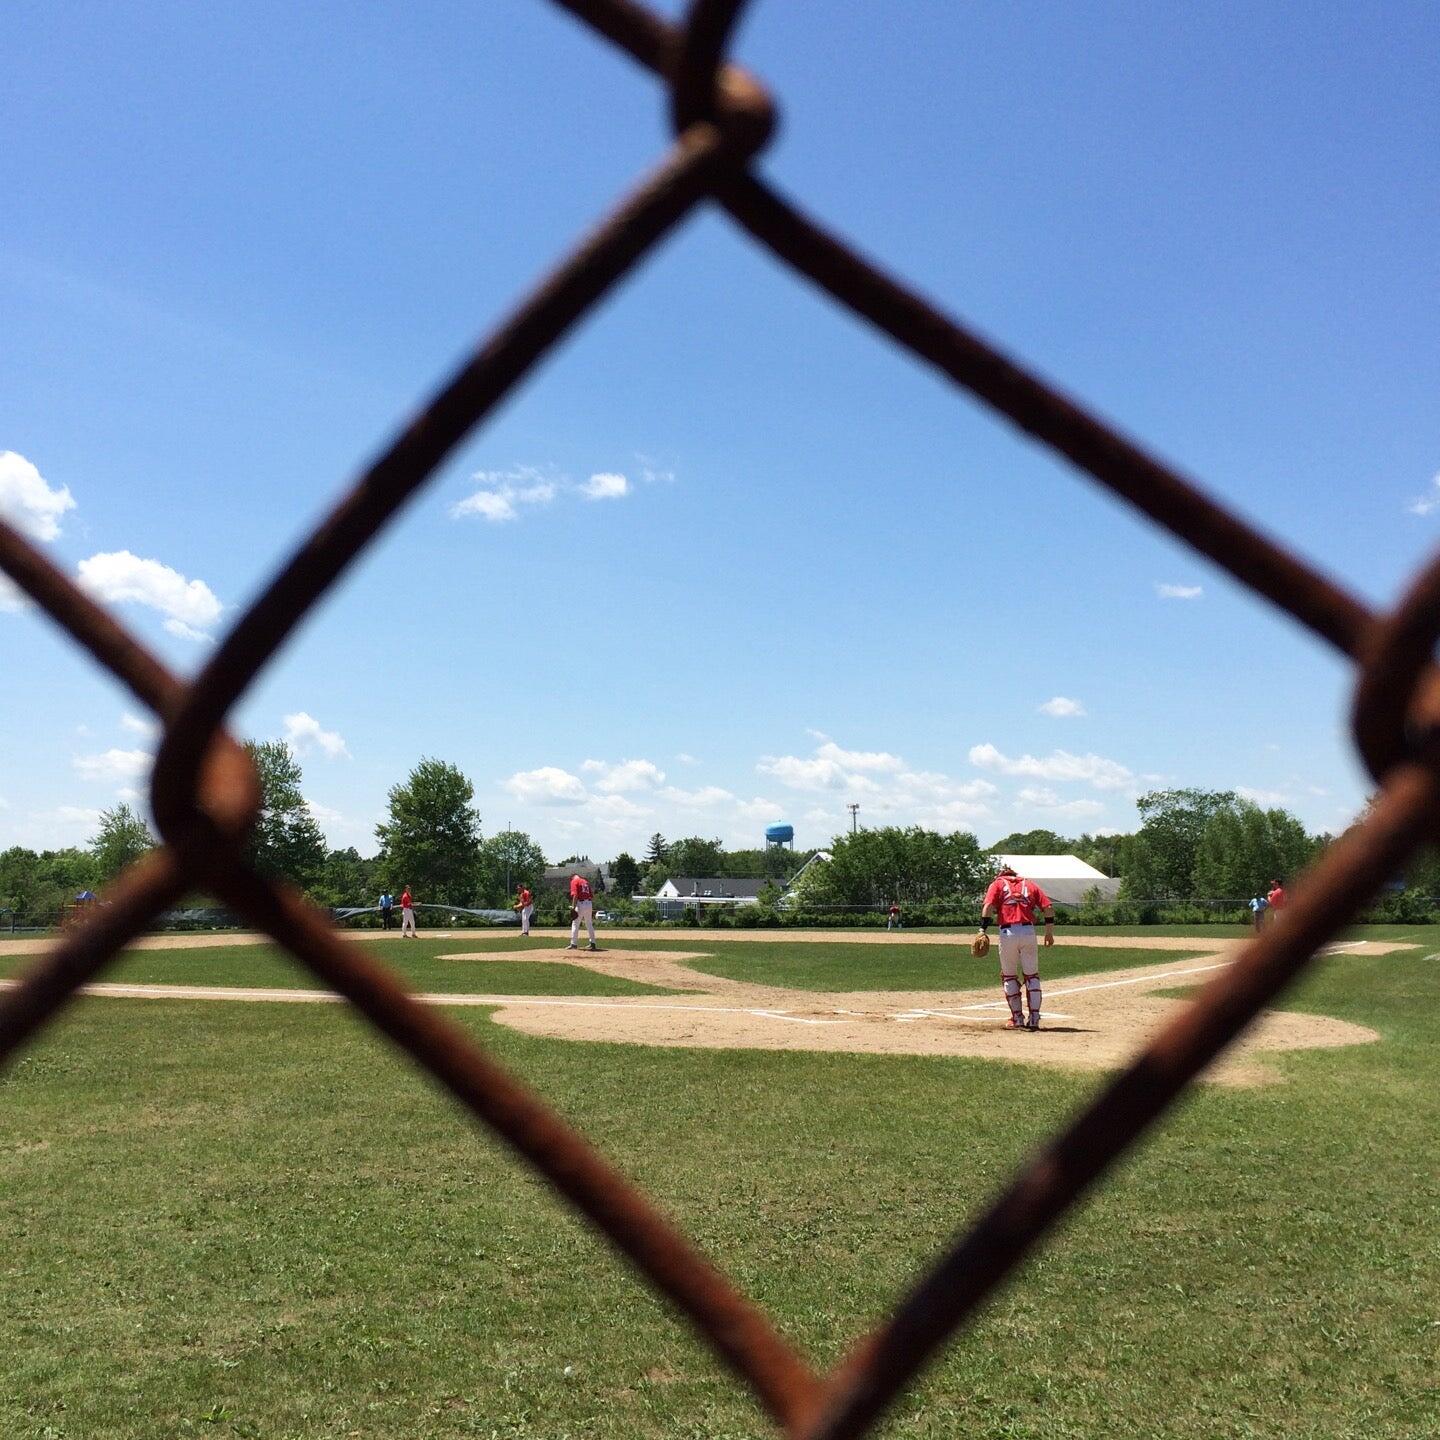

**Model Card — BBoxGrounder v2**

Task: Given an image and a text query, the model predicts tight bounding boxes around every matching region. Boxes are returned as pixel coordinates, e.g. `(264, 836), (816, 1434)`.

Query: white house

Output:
(994, 854), (1121, 905)
(652, 876), (767, 916)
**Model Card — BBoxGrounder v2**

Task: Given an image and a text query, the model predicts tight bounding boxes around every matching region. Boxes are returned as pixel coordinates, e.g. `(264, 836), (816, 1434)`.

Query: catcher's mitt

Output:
(970, 932), (991, 958)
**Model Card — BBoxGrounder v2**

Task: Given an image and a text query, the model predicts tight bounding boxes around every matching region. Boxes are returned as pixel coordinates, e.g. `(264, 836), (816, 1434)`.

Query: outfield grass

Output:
(1, 937), (1435, 1439)
(0, 935), (1213, 996)
(0, 940), (673, 997)
(668, 940), (1214, 992)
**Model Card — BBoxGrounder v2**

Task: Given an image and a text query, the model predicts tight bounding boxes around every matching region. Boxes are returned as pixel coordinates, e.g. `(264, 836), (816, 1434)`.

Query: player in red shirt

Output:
(978, 864), (1055, 1029)
(1266, 879), (1286, 926)
(567, 872), (597, 951)
(515, 885), (534, 937)
(399, 886), (417, 939)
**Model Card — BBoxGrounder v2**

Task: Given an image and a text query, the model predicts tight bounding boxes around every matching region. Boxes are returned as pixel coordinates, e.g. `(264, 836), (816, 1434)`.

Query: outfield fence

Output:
(1, 3), (1434, 1435)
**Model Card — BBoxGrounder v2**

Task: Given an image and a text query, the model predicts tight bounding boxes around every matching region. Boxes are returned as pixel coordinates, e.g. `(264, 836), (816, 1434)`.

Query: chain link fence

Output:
(2, 2), (1435, 1436)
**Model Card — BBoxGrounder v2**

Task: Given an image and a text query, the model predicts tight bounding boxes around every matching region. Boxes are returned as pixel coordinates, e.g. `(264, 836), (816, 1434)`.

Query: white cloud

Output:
(282, 711), (350, 760)
(450, 466), (558, 523)
(164, 618), (215, 644)
(1406, 473), (1440, 516)
(452, 490), (517, 522)
(504, 766), (588, 807)
(969, 742), (1135, 791)
(758, 740), (903, 794)
(73, 747), (152, 782)
(675, 752), (700, 766)
(1038, 696), (1086, 718)
(1237, 785), (1290, 806)
(305, 797), (345, 825)
(580, 757), (665, 793)
(1156, 582), (1203, 601)
(658, 784), (736, 808)
(580, 471), (629, 501)
(77, 551), (222, 637)
(53, 805), (102, 829)
(0, 451), (76, 543)
(1017, 786), (1105, 820)
(121, 712), (159, 738)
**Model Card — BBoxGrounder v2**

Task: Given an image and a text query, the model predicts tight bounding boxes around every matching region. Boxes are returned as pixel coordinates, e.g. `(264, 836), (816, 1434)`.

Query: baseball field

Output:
(2, 926), (1436, 1438)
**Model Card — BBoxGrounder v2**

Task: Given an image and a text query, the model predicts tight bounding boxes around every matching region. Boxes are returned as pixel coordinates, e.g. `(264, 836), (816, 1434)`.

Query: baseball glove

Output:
(970, 932), (990, 959)
(569, 907), (578, 922)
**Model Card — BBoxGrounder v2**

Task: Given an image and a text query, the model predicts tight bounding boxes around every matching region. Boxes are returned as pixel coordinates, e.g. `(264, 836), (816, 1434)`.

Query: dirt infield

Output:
(2, 932), (1399, 1086)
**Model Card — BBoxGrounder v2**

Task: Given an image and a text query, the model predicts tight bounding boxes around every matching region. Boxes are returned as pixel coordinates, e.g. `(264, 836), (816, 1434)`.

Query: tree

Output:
(609, 852), (641, 899)
(812, 826), (989, 905)
(665, 836), (725, 878)
(1132, 788), (1238, 900)
(243, 740), (326, 889)
(311, 847), (377, 908)
(376, 757), (483, 903)
(476, 829), (547, 906)
(1072, 831), (1131, 878)
(1117, 834), (1161, 904)
(645, 833), (669, 865)
(988, 828), (1075, 855)
(89, 802), (155, 886)
(1192, 806), (1248, 897)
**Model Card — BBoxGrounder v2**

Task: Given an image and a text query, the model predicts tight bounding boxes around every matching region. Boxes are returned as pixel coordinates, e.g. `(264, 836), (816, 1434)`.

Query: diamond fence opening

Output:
(2, 2), (1435, 1437)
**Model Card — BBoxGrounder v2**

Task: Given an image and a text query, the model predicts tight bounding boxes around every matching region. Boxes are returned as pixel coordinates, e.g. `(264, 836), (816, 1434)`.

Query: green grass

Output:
(0, 935), (1214, 997)
(0, 939), (1436, 1438)
(0, 938), (673, 997)
(653, 939), (1212, 992)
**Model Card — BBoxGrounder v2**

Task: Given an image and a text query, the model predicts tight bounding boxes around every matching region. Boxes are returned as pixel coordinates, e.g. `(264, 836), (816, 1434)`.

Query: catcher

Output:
(976, 863), (1054, 1030)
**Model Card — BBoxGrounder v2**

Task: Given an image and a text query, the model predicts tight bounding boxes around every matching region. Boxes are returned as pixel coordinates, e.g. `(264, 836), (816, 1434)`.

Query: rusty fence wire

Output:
(2, 2), (1434, 1436)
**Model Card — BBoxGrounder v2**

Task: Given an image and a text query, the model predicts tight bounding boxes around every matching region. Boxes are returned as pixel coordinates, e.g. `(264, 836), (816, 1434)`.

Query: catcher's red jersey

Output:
(983, 875), (1050, 925)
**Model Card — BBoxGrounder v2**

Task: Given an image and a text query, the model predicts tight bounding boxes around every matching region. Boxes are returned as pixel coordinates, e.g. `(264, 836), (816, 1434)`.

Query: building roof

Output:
(994, 854), (1120, 905)
(664, 876), (769, 899)
(994, 854), (1112, 881)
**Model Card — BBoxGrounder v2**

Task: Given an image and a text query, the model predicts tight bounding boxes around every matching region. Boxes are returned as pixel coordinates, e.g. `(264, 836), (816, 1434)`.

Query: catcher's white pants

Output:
(400, 906), (416, 936)
(520, 903), (533, 935)
(570, 899), (595, 946)
(998, 924), (1042, 1020)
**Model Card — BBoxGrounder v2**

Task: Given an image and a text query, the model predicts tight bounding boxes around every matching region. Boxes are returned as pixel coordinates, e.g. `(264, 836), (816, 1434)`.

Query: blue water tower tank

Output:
(765, 824), (794, 845)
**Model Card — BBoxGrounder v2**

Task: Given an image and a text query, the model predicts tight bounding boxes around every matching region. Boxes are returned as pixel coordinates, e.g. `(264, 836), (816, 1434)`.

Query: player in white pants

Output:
(979, 865), (1055, 1030)
(566, 871), (597, 951)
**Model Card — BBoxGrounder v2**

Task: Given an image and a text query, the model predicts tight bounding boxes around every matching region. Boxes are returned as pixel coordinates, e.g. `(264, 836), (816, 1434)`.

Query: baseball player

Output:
(1266, 878), (1287, 925)
(567, 871), (597, 951)
(978, 864), (1054, 1030)
(515, 884), (534, 937)
(887, 901), (902, 931)
(399, 885), (417, 938)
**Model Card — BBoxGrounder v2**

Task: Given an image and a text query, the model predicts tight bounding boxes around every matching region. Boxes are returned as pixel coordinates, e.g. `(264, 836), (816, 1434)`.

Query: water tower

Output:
(765, 823), (794, 851)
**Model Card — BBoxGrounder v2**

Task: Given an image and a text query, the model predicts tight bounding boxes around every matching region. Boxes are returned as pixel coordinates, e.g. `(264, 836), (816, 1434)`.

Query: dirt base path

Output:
(4, 936), (1400, 1087)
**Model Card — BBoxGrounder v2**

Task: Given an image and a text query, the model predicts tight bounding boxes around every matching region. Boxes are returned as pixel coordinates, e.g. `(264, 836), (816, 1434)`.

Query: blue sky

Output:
(3, 1), (1437, 862)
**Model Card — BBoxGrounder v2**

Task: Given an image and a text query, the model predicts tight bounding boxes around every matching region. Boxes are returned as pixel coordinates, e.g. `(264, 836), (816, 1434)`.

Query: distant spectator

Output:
(379, 891), (394, 931)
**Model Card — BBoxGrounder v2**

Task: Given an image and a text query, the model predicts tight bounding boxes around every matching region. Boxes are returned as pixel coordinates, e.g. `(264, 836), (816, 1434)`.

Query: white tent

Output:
(994, 854), (1121, 906)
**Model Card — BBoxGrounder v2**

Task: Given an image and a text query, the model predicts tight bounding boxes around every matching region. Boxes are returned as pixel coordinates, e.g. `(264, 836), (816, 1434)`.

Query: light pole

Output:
(504, 820), (512, 898)
(847, 802), (859, 834)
